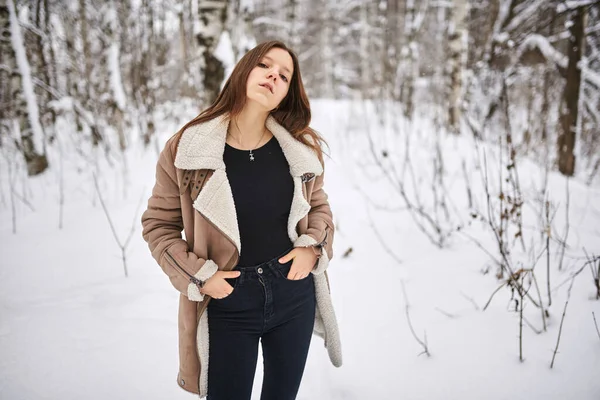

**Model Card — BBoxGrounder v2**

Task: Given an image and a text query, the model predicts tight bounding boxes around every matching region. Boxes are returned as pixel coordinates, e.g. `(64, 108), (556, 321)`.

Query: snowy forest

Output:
(1, 0), (600, 399)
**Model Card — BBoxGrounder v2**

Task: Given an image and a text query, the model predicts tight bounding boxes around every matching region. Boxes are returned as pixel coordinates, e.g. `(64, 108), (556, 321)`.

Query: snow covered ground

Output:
(1, 100), (599, 399)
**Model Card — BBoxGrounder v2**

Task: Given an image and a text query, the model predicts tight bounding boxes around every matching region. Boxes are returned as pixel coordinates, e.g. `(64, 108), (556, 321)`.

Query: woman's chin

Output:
(245, 95), (274, 111)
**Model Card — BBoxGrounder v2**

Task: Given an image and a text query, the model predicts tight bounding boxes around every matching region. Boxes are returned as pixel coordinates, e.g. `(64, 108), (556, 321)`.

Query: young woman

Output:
(141, 41), (342, 399)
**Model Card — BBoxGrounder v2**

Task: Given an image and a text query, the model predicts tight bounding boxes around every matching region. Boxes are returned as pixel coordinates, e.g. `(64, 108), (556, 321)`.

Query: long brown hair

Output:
(173, 40), (328, 163)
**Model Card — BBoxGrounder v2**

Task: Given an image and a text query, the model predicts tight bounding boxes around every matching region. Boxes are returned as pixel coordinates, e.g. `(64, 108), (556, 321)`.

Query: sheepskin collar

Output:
(173, 114), (323, 177)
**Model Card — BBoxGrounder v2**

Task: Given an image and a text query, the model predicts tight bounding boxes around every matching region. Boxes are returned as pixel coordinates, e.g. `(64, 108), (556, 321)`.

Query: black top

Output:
(224, 135), (294, 266)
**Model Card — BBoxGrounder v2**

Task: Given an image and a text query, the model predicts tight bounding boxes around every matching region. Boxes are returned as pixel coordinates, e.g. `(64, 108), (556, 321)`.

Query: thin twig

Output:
(523, 315), (542, 335)
(519, 274), (525, 362)
(545, 198), (552, 306)
(58, 134), (65, 230)
(584, 249), (600, 300)
(481, 150), (513, 278)
(460, 292), (481, 311)
(530, 271), (547, 331)
(434, 307), (457, 319)
(4, 149), (18, 234)
(550, 276), (576, 368)
(457, 230), (503, 269)
(365, 202), (403, 265)
(558, 177), (570, 271)
(123, 189), (146, 249)
(401, 280), (430, 357)
(592, 312), (600, 341)
(92, 172), (130, 277)
(350, 180), (408, 212)
(551, 255), (600, 292)
(461, 159), (473, 209)
(483, 282), (508, 311)
(10, 188), (35, 212)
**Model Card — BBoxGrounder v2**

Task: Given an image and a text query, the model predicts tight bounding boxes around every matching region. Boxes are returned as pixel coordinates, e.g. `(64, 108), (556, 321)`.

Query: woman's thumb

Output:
(278, 252), (293, 263)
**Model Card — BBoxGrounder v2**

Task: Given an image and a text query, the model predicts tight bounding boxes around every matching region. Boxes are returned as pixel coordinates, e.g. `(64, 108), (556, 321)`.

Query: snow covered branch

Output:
(518, 34), (568, 69)
(557, 0), (599, 13)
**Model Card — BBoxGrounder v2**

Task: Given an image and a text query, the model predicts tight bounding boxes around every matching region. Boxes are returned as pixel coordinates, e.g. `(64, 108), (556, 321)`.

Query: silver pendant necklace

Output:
(249, 128), (267, 161)
(227, 126), (268, 161)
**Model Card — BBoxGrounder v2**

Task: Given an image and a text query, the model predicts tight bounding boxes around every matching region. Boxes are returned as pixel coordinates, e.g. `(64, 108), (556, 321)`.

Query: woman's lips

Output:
(259, 83), (273, 93)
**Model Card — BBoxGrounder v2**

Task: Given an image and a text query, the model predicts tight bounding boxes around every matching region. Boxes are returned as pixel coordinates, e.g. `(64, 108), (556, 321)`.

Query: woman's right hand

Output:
(199, 270), (241, 299)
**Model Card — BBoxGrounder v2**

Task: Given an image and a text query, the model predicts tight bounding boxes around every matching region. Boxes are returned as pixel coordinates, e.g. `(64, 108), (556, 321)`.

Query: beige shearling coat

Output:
(141, 114), (341, 397)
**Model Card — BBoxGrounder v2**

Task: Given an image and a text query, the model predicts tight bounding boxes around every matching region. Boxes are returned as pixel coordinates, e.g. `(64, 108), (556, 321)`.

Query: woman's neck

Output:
(227, 106), (273, 150)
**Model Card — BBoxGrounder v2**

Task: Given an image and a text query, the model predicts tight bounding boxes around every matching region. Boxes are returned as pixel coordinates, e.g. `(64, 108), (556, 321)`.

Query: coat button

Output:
(257, 267), (263, 274)
(180, 378), (185, 386)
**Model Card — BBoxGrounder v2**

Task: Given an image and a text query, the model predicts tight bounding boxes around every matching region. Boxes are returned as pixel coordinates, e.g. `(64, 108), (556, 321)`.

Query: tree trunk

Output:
(6, 0), (48, 176)
(44, 0), (58, 95)
(401, 0), (418, 118)
(196, 0), (228, 106)
(178, 7), (188, 74)
(107, 0), (127, 151)
(359, 1), (371, 98)
(448, 0), (468, 134)
(287, 0), (297, 47)
(78, 0), (102, 146)
(79, 0), (91, 105)
(321, 0), (334, 98)
(33, 0), (55, 128)
(557, 7), (585, 176)
(384, 0), (401, 101)
(228, 0), (254, 62)
(141, 0), (156, 146)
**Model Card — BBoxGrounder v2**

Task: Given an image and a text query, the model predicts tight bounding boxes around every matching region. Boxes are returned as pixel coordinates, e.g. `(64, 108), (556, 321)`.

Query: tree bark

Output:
(33, 0), (54, 128)
(359, 1), (371, 98)
(401, 0), (417, 118)
(448, 0), (468, 134)
(5, 0), (48, 176)
(178, 7), (188, 75)
(321, 0), (334, 98)
(228, 0), (254, 63)
(196, 0), (228, 106)
(140, 0), (156, 146)
(557, 7), (585, 176)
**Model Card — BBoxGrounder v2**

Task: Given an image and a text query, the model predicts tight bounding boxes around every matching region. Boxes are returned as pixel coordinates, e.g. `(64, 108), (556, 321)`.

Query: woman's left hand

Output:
(278, 247), (318, 280)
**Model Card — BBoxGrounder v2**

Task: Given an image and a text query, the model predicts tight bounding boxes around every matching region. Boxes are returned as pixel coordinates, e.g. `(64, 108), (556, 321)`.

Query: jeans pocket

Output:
(283, 273), (312, 282)
(219, 274), (242, 300)
(277, 261), (312, 282)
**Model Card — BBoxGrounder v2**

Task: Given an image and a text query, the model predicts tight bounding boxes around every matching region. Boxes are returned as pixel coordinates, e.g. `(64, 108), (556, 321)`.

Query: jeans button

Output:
(257, 267), (263, 274)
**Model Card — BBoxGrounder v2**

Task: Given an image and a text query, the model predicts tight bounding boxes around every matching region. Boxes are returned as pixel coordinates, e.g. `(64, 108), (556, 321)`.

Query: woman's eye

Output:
(258, 61), (288, 82)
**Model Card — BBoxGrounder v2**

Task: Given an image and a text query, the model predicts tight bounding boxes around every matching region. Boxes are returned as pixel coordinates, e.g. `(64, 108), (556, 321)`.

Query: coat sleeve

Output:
(141, 137), (218, 301)
(293, 168), (335, 275)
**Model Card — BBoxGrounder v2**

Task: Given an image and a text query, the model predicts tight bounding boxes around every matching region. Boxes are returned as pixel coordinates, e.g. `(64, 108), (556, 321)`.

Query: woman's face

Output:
(246, 48), (294, 111)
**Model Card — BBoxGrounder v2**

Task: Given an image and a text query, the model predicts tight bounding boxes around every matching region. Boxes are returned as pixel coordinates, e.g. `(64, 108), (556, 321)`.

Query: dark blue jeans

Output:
(207, 247), (316, 400)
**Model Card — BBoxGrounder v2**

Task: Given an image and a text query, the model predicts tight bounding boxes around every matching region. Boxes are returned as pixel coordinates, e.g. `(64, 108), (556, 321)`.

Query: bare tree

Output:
(106, 0), (127, 152)
(557, 6), (585, 176)
(196, 0), (229, 106)
(228, 0), (256, 62)
(5, 0), (48, 176)
(448, 0), (468, 134)
(398, 0), (422, 118)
